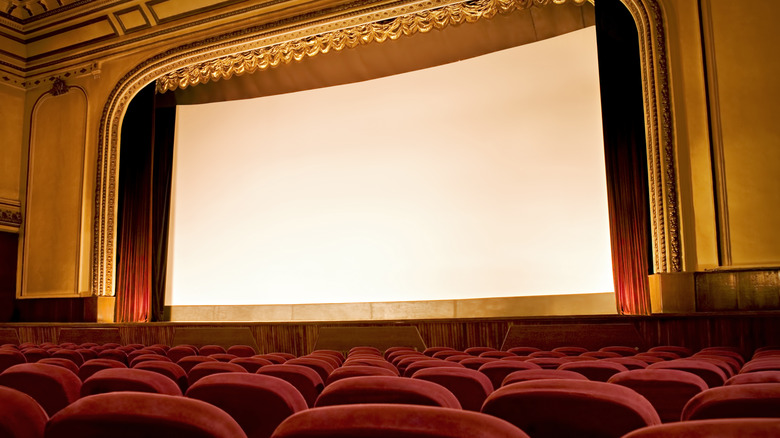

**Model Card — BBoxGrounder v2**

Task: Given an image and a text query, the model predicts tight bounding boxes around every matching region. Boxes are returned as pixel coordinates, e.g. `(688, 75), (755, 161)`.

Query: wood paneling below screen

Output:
(0, 312), (777, 356)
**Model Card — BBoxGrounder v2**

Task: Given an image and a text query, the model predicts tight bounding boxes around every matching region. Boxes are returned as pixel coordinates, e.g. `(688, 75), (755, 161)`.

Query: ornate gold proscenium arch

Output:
(92, 0), (680, 297)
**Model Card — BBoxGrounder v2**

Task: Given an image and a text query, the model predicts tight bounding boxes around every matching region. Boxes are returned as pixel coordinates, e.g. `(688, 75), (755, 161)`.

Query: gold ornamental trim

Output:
(156, 0), (593, 94)
(95, 0), (678, 298)
(0, 201), (22, 228)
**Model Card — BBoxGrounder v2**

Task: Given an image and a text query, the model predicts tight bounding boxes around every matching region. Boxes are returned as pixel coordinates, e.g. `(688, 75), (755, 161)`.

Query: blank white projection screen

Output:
(167, 27), (614, 306)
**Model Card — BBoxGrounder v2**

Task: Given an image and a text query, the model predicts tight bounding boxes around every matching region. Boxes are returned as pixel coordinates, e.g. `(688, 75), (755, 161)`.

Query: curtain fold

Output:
(116, 84), (176, 322)
(150, 106), (176, 322)
(596, 0), (653, 315)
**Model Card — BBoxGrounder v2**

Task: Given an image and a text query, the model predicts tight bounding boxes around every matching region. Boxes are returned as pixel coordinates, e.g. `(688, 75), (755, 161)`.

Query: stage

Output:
(1, 312), (777, 356)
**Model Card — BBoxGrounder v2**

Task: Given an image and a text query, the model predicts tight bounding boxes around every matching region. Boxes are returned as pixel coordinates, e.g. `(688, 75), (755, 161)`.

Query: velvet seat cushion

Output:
(482, 379), (661, 438)
(45, 392), (247, 438)
(271, 404), (530, 438)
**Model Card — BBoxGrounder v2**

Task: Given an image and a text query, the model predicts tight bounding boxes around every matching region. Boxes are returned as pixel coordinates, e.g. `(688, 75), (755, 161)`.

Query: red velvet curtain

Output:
(596, 0), (653, 315)
(116, 84), (175, 322)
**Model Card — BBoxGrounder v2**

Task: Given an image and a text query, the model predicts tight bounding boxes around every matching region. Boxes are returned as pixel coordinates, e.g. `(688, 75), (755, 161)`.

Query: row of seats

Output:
(1, 342), (778, 437)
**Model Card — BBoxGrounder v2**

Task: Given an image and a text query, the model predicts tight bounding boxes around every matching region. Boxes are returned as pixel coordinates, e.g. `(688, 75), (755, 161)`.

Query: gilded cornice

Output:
(157, 0), (593, 93)
(0, 200), (22, 229)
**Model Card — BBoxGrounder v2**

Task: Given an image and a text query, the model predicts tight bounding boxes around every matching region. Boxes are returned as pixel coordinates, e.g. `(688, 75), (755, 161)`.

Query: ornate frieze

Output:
(0, 201), (22, 229)
(156, 0), (593, 93)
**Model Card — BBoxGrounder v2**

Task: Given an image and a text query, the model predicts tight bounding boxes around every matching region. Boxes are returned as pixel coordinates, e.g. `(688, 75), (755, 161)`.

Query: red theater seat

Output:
(49, 350), (84, 367)
(412, 367), (494, 411)
(326, 365), (397, 386)
(601, 357), (649, 370)
(525, 357), (571, 370)
(464, 347), (497, 356)
(599, 346), (639, 356)
(198, 345), (227, 356)
(432, 350), (467, 360)
(693, 353), (741, 375)
(209, 353), (239, 363)
(479, 360), (542, 389)
(285, 357), (334, 382)
(403, 359), (464, 378)
(78, 358), (128, 381)
(45, 392), (247, 438)
(310, 350), (344, 364)
(383, 346), (416, 360)
(552, 346), (588, 356)
(558, 360), (628, 382)
(187, 361), (247, 386)
(648, 359), (728, 387)
(133, 360), (189, 393)
(97, 349), (128, 364)
(21, 348), (49, 363)
(304, 354), (340, 368)
(341, 358), (399, 375)
(253, 354), (287, 364)
(502, 369), (588, 386)
(270, 404), (530, 438)
(348, 346), (381, 356)
(0, 363), (81, 416)
(506, 347), (541, 356)
(176, 355), (218, 374)
(187, 373), (307, 438)
(129, 353), (172, 368)
(227, 345), (257, 358)
(424, 347), (455, 357)
(166, 345), (197, 362)
(623, 418), (780, 437)
(230, 357), (273, 373)
(725, 370), (780, 385)
(482, 379), (661, 438)
(480, 351), (517, 359)
(0, 349), (26, 373)
(314, 375), (461, 409)
(740, 359), (780, 374)
(648, 346), (692, 358)
(81, 368), (182, 397)
(268, 352), (296, 361)
(682, 383), (780, 421)
(460, 357), (498, 370)
(257, 364), (324, 408)
(0, 385), (48, 438)
(608, 368), (708, 423)
(36, 358), (79, 375)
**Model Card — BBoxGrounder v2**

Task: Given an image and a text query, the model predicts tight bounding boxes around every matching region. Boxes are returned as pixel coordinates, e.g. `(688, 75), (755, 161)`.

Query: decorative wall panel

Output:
(22, 83), (87, 298)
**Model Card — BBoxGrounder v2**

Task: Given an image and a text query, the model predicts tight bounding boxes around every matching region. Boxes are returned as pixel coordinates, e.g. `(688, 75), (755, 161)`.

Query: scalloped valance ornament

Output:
(156, 0), (594, 94)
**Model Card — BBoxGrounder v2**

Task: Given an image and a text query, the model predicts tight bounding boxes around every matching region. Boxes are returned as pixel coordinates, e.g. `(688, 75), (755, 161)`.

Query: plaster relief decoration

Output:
(93, 0), (679, 297)
(0, 200), (22, 229)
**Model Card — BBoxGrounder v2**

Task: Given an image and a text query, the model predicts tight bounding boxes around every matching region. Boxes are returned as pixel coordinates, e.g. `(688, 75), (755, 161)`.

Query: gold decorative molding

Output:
(620, 0), (680, 273)
(156, 0), (593, 93)
(93, 0), (677, 297)
(0, 204), (22, 228)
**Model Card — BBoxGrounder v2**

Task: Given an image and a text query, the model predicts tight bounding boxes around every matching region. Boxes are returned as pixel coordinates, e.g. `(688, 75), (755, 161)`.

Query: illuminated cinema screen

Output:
(166, 27), (614, 306)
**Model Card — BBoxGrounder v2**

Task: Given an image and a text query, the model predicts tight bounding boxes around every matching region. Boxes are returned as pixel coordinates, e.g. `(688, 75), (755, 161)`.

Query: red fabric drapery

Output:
(115, 84), (175, 322)
(596, 0), (652, 315)
(115, 84), (155, 322)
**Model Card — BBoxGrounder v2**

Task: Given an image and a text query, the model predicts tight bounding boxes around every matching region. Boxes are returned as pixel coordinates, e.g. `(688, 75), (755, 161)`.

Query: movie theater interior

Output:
(0, 0), (778, 436)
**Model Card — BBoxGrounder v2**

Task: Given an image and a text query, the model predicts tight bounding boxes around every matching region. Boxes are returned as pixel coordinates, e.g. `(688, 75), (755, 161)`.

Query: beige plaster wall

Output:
(702, 0), (780, 267)
(0, 85), (25, 203)
(22, 89), (88, 297)
(662, 0), (719, 272)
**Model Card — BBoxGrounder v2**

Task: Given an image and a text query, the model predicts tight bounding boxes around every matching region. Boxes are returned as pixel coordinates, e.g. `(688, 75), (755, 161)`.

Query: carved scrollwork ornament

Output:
(156, 0), (594, 94)
(49, 78), (69, 96)
(0, 208), (22, 228)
